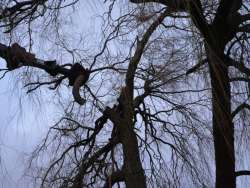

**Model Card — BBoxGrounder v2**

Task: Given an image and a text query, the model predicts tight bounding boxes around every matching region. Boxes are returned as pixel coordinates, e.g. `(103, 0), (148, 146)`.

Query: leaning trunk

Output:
(207, 48), (235, 188)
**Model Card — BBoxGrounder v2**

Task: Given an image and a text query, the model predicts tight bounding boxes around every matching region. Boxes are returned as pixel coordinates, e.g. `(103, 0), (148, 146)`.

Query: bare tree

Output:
(1, 1), (250, 188)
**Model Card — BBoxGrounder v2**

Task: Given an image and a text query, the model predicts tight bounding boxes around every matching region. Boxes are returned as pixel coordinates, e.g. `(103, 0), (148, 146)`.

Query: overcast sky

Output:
(0, 2), (105, 187)
(0, 1), (250, 188)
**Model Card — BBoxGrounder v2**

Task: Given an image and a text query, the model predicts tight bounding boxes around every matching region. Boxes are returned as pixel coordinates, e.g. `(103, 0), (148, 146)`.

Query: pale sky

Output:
(0, 1), (249, 188)
(0, 2), (105, 187)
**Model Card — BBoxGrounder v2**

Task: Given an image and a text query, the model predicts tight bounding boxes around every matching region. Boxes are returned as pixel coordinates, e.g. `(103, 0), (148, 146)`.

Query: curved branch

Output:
(0, 42), (92, 105)
(232, 103), (250, 118)
(72, 75), (86, 105)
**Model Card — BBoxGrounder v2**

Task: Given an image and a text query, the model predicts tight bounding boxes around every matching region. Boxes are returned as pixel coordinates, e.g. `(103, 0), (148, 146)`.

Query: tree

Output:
(0, 1), (250, 188)
(128, 0), (250, 187)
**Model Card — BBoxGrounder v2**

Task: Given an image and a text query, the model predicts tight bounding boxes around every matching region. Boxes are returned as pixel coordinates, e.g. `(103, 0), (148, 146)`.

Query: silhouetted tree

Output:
(1, 1), (250, 188)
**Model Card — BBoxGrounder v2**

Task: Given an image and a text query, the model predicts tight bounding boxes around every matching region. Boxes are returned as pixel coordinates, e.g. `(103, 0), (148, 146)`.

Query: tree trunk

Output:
(115, 87), (146, 188)
(207, 49), (235, 188)
(119, 119), (147, 188)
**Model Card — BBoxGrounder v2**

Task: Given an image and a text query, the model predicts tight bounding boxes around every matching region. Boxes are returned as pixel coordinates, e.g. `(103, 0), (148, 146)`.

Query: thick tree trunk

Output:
(119, 119), (146, 188)
(207, 49), (235, 188)
(114, 87), (146, 188)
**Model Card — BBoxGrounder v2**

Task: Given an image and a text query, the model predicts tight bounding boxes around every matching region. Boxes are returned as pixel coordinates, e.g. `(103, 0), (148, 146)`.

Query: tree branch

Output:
(214, 0), (242, 22)
(240, 14), (250, 23)
(229, 77), (250, 83)
(130, 0), (186, 10)
(103, 169), (125, 188)
(0, 42), (90, 105)
(237, 24), (250, 33)
(186, 58), (208, 75)
(125, 9), (168, 98)
(232, 103), (250, 118)
(0, 42), (70, 75)
(235, 170), (250, 177)
(71, 137), (119, 188)
(227, 57), (250, 77)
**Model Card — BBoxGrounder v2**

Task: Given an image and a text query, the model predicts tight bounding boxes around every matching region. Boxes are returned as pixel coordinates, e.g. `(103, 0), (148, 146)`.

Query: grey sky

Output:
(0, 1), (249, 188)
(0, 2), (105, 187)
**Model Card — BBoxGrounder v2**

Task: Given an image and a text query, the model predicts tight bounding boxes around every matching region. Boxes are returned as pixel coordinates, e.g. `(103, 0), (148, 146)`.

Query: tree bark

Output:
(207, 48), (235, 188)
(119, 119), (146, 188)
(108, 86), (146, 188)
(116, 88), (146, 188)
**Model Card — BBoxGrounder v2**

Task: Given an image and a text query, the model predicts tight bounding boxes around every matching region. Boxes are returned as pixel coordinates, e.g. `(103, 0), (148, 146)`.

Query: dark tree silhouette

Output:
(1, 1), (250, 188)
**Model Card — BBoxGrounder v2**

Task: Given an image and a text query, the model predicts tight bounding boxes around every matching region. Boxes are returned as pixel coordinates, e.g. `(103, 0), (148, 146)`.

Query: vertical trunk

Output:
(116, 88), (146, 188)
(119, 119), (147, 188)
(207, 49), (235, 188)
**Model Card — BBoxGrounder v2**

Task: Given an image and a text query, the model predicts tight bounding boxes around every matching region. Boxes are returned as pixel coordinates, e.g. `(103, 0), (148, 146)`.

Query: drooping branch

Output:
(72, 75), (87, 105)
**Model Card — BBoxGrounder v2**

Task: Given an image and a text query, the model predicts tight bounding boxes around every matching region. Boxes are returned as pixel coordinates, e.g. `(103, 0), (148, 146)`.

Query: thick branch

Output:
(130, 0), (187, 11)
(214, 0), (242, 22)
(0, 42), (70, 75)
(125, 9), (168, 97)
(72, 75), (87, 105)
(0, 42), (90, 105)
